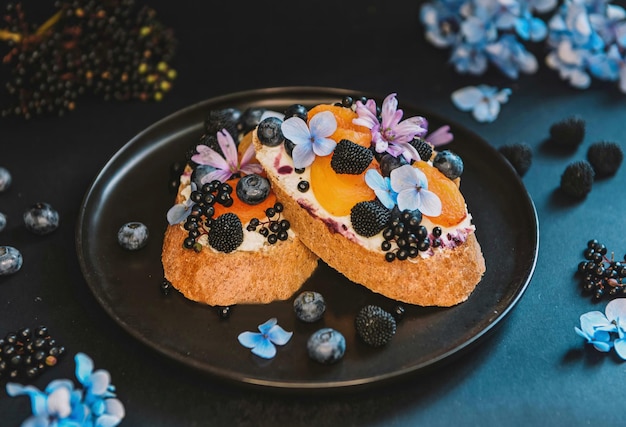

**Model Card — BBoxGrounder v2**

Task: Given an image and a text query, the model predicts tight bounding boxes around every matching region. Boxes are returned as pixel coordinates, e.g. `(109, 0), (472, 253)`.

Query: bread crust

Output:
(253, 133), (486, 307)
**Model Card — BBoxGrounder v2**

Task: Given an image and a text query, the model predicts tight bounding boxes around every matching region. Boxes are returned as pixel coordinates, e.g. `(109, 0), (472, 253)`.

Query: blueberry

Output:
(379, 153), (407, 177)
(117, 222), (149, 250)
(433, 150), (464, 180)
(238, 107), (267, 134)
(307, 328), (346, 364)
(236, 174), (271, 205)
(191, 164), (217, 188)
(256, 116), (284, 147)
(23, 202), (60, 235)
(283, 104), (308, 121)
(0, 246), (23, 276)
(293, 291), (326, 323)
(0, 212), (6, 232)
(0, 167), (11, 192)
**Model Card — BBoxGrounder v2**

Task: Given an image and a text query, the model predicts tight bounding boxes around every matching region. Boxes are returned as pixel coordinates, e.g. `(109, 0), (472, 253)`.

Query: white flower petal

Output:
(605, 299), (626, 323)
(417, 189), (443, 217)
(390, 164), (418, 192)
(451, 86), (483, 111)
(312, 137), (337, 157)
(397, 189), (421, 211)
(281, 117), (311, 144)
(309, 111), (337, 138)
(238, 331), (263, 349)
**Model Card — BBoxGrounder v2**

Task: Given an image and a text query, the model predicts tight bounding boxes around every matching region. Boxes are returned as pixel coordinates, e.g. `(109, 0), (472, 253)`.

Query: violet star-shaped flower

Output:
(353, 93), (425, 161)
(575, 298), (626, 359)
(191, 129), (262, 183)
(389, 165), (442, 216)
(451, 84), (511, 123)
(281, 111), (338, 169)
(238, 318), (293, 359)
(365, 169), (398, 209)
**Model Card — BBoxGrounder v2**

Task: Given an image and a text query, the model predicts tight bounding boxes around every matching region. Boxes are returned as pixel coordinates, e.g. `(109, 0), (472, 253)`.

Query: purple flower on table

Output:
(238, 318), (293, 359)
(353, 93), (425, 162)
(365, 169), (398, 209)
(451, 84), (511, 123)
(575, 298), (626, 359)
(389, 165), (442, 215)
(191, 129), (262, 184)
(281, 111), (337, 169)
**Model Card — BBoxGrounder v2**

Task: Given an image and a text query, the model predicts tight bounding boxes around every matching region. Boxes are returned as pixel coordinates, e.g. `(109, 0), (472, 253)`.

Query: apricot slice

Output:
(237, 131), (259, 164)
(310, 155), (376, 217)
(414, 161), (467, 227)
(307, 104), (371, 147)
(213, 177), (277, 224)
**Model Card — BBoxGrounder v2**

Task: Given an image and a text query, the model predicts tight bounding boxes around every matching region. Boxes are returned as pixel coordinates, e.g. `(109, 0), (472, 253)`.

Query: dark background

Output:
(2, 1), (626, 426)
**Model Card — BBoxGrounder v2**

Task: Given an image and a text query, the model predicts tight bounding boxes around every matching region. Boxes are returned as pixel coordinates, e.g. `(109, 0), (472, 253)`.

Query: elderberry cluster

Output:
(247, 202), (291, 244)
(0, 326), (66, 382)
(381, 209), (442, 262)
(183, 180), (234, 252)
(577, 239), (626, 300)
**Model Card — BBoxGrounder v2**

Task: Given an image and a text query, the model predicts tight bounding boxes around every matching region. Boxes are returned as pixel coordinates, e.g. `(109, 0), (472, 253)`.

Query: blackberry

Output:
(351, 200), (391, 237)
(549, 116), (586, 148)
(587, 141), (623, 177)
(203, 108), (241, 144)
(330, 139), (374, 174)
(408, 138), (433, 161)
(355, 305), (397, 347)
(560, 160), (594, 198)
(208, 213), (243, 253)
(498, 143), (533, 176)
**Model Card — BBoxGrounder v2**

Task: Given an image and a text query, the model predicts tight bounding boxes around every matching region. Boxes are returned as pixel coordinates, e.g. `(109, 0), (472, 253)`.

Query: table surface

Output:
(2, 1), (626, 426)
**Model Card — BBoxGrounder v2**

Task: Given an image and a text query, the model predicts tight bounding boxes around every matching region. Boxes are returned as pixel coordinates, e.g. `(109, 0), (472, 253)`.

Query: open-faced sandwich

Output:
(252, 93), (486, 307)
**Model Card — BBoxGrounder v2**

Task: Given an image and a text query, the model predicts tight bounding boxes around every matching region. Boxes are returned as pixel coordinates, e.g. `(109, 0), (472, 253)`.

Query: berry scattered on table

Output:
(498, 143), (533, 177)
(560, 160), (595, 198)
(0, 246), (23, 276)
(0, 167), (11, 192)
(549, 116), (586, 148)
(587, 141), (623, 177)
(307, 328), (346, 364)
(117, 221), (149, 250)
(23, 202), (59, 235)
(0, 325), (65, 382)
(293, 291), (326, 323)
(433, 150), (464, 180)
(355, 305), (397, 347)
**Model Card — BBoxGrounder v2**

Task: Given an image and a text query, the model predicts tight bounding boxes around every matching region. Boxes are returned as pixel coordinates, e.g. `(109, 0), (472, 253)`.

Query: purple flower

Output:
(281, 112), (337, 169)
(353, 93), (426, 161)
(389, 165), (442, 216)
(238, 318), (293, 359)
(191, 129), (262, 183)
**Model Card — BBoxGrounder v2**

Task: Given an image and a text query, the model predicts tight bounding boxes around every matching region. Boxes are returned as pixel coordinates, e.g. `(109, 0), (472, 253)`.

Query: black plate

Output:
(76, 87), (538, 391)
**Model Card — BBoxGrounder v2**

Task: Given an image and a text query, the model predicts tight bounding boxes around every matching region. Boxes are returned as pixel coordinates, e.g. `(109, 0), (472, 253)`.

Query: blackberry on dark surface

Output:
(409, 138), (434, 162)
(587, 141), (623, 177)
(203, 108), (241, 142)
(350, 200), (390, 237)
(207, 213), (243, 253)
(355, 305), (397, 347)
(498, 143), (533, 176)
(0, 325), (65, 382)
(0, 0), (178, 119)
(549, 116), (586, 148)
(560, 160), (594, 198)
(576, 239), (626, 300)
(331, 139), (374, 174)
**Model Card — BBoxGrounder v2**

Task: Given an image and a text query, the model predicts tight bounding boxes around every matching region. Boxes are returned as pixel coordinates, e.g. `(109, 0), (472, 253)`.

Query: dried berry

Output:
(560, 160), (594, 198)
(498, 143), (533, 177)
(549, 116), (586, 148)
(587, 141), (623, 177)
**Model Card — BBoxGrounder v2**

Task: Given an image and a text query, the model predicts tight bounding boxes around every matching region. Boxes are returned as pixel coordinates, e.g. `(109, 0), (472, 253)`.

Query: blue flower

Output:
(575, 298), (626, 359)
(353, 93), (426, 161)
(238, 318), (293, 359)
(166, 182), (197, 225)
(451, 84), (511, 122)
(281, 112), (337, 169)
(6, 353), (125, 427)
(389, 165), (442, 216)
(365, 169), (398, 209)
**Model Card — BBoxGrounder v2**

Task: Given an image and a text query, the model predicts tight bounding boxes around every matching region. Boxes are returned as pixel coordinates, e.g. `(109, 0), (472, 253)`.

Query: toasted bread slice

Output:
(252, 97), (486, 307)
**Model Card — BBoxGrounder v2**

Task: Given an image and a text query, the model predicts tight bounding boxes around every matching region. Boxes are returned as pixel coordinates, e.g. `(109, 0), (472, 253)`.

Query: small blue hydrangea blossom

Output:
(575, 298), (626, 359)
(238, 318), (293, 359)
(389, 165), (442, 216)
(166, 181), (197, 225)
(451, 84), (512, 122)
(281, 111), (338, 169)
(364, 169), (398, 209)
(6, 352), (125, 427)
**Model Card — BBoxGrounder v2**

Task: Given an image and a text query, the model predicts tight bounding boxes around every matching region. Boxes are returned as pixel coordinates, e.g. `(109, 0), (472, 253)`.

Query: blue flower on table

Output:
(389, 165), (442, 216)
(281, 111), (337, 169)
(238, 318), (293, 359)
(575, 298), (626, 359)
(365, 169), (398, 209)
(485, 34), (538, 78)
(451, 84), (511, 123)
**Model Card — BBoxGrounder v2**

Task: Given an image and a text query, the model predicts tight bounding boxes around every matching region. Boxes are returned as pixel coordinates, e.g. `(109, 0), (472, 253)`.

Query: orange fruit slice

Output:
(307, 104), (371, 148)
(213, 177), (277, 224)
(414, 161), (466, 227)
(237, 131), (259, 164)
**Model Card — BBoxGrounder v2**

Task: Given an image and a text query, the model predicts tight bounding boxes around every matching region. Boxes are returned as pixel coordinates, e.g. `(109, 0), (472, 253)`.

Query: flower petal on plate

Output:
(250, 339), (277, 359)
(267, 325), (293, 346)
(237, 331), (263, 349)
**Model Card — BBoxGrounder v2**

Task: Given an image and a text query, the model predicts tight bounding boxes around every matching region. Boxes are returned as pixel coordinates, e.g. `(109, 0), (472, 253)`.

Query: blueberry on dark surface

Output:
(0, 212), (6, 232)
(117, 222), (149, 250)
(587, 141), (623, 177)
(331, 139), (374, 174)
(0, 246), (23, 276)
(236, 174), (271, 205)
(560, 160), (595, 198)
(293, 291), (326, 323)
(23, 202), (60, 235)
(351, 200), (391, 237)
(498, 143), (533, 176)
(0, 167), (11, 192)
(307, 328), (346, 364)
(208, 213), (243, 253)
(379, 153), (407, 177)
(549, 116), (585, 148)
(433, 150), (464, 180)
(283, 104), (308, 121)
(238, 107), (267, 134)
(256, 116), (285, 147)
(355, 305), (397, 347)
